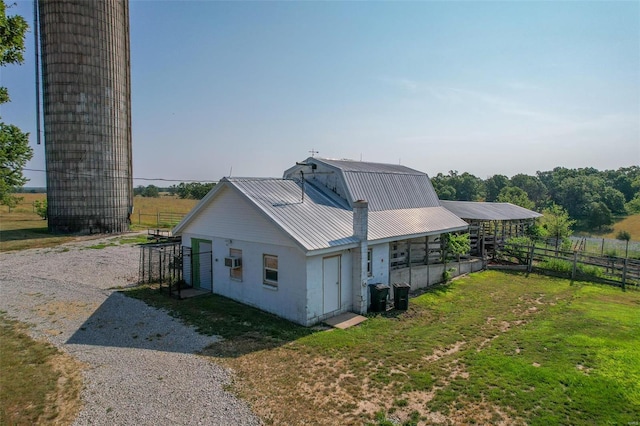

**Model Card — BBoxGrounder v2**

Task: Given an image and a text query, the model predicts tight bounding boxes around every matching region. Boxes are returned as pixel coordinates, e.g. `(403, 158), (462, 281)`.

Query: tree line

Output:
(134, 182), (216, 199)
(431, 166), (640, 230)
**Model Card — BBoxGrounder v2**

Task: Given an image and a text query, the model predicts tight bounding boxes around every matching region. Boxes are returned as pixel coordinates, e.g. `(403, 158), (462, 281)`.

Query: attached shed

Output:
(440, 201), (542, 258)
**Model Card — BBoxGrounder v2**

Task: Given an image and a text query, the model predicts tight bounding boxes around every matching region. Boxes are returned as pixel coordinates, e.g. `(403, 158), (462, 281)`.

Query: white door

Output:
(198, 241), (212, 290)
(323, 255), (341, 314)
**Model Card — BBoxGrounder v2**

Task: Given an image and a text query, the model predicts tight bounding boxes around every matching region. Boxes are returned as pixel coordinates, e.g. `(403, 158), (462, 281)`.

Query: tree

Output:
(497, 186), (535, 210)
(143, 185), (159, 198)
(510, 173), (547, 209)
(585, 201), (612, 230)
(540, 204), (575, 252)
(0, 2), (32, 207)
(485, 174), (509, 202)
(616, 230), (631, 258)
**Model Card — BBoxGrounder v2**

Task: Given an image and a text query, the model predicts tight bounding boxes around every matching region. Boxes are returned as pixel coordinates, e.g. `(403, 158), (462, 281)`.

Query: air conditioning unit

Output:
(224, 256), (242, 269)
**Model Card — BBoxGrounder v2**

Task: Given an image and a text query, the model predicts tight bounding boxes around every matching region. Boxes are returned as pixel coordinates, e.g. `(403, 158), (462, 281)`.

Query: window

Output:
(367, 248), (373, 277)
(263, 254), (278, 287)
(229, 248), (242, 281)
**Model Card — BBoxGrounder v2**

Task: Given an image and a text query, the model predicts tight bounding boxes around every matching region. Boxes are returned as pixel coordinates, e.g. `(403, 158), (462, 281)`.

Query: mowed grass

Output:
(125, 271), (640, 425)
(0, 313), (84, 425)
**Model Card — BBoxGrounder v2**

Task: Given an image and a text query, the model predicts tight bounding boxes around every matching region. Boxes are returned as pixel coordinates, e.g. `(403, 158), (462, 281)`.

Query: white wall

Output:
(367, 243), (389, 286)
(182, 186), (298, 249)
(179, 186), (310, 325)
(305, 250), (353, 325)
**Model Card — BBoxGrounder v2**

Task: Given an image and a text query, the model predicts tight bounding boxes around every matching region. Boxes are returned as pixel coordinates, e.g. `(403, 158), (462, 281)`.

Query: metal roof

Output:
(285, 157), (441, 211)
(440, 200), (542, 221)
(176, 177), (469, 253)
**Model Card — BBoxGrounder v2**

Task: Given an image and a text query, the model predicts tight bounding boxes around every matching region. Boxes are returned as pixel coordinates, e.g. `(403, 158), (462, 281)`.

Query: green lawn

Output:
(125, 271), (640, 425)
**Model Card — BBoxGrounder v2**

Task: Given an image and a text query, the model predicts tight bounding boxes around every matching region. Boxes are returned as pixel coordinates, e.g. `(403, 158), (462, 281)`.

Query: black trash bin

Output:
(393, 282), (411, 310)
(369, 283), (390, 312)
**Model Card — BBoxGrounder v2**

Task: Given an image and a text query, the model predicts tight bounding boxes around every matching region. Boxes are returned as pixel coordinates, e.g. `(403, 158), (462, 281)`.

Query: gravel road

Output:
(0, 236), (261, 425)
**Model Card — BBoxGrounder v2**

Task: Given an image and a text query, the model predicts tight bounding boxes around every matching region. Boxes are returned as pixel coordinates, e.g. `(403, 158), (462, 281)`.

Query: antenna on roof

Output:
(309, 148), (319, 158)
(229, 166), (233, 177)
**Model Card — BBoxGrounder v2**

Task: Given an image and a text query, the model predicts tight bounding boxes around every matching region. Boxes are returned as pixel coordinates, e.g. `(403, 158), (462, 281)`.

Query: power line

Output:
(22, 168), (219, 183)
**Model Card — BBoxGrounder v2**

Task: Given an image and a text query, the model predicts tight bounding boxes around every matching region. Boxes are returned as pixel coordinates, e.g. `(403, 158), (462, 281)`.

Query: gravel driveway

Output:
(0, 236), (261, 425)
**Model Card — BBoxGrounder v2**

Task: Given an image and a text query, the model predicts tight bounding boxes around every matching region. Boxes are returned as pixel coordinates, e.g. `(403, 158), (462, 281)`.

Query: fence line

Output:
(136, 210), (187, 228)
(498, 243), (640, 289)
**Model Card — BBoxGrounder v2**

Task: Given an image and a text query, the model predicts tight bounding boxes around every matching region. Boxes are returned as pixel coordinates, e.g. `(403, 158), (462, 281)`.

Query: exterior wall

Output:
(367, 243), (390, 286)
(390, 258), (484, 291)
(179, 187), (309, 325)
(183, 186), (298, 248)
(181, 234), (309, 325)
(39, 0), (133, 233)
(305, 250), (353, 325)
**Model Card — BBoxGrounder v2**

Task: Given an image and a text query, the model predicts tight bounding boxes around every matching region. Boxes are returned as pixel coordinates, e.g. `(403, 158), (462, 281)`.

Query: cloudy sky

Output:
(3, 0), (639, 187)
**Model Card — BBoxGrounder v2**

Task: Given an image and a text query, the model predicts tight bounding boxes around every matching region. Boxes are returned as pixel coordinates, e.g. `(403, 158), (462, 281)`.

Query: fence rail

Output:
(498, 243), (640, 289)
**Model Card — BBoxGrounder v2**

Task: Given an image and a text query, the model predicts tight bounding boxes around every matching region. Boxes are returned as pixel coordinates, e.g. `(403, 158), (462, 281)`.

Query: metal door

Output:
(323, 255), (341, 314)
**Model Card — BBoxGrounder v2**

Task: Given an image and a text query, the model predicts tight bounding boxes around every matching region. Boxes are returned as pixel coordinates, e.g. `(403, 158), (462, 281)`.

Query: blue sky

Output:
(3, 0), (639, 187)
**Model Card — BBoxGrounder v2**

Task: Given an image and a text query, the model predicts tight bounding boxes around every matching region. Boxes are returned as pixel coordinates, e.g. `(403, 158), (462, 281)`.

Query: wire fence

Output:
(568, 236), (640, 258)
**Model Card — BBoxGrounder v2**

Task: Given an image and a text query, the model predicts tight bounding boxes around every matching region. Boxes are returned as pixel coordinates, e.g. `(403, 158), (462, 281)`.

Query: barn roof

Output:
(283, 157), (441, 211)
(174, 177), (468, 253)
(440, 200), (542, 221)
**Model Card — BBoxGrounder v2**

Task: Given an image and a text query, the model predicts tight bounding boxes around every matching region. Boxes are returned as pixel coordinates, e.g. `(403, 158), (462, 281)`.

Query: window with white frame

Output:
(229, 248), (242, 281)
(367, 248), (373, 277)
(263, 254), (278, 287)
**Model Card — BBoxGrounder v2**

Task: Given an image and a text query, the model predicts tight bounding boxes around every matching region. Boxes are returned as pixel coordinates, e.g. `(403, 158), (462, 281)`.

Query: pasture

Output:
(0, 194), (197, 251)
(127, 271), (640, 425)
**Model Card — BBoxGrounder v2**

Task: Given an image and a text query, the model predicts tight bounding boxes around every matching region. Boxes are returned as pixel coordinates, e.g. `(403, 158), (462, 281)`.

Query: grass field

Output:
(125, 271), (640, 425)
(603, 214), (640, 240)
(0, 194), (197, 251)
(0, 313), (84, 425)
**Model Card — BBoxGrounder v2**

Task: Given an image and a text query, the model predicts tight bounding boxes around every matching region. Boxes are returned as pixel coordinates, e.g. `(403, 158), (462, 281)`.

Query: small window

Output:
(263, 254), (278, 287)
(229, 248), (242, 281)
(367, 248), (373, 277)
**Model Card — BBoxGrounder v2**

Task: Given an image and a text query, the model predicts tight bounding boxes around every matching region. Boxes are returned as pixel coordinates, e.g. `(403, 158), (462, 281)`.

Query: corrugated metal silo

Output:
(38, 0), (133, 233)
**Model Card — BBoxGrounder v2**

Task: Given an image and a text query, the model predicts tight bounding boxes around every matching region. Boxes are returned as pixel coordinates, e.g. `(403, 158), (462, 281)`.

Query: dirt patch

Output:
(33, 300), (99, 322)
(423, 341), (466, 362)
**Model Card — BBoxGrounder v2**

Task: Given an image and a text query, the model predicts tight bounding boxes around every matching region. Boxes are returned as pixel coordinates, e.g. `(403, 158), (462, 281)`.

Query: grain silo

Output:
(38, 0), (133, 234)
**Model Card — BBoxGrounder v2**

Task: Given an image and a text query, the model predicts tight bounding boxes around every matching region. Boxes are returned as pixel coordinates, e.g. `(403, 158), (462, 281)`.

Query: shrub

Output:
(33, 199), (47, 220)
(538, 258), (572, 274)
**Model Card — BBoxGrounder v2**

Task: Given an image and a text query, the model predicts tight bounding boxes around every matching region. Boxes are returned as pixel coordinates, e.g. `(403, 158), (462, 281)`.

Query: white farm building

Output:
(172, 158), (535, 326)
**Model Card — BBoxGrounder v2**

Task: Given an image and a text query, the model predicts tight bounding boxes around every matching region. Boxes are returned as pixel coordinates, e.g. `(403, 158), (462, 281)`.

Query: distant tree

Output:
(0, 2), (32, 208)
(626, 194), (640, 214)
(134, 185), (145, 196)
(485, 174), (510, 202)
(497, 187), (535, 210)
(601, 187), (626, 214)
(585, 201), (612, 230)
(456, 172), (485, 201)
(510, 173), (547, 209)
(142, 185), (159, 198)
(175, 182), (215, 199)
(540, 204), (575, 252)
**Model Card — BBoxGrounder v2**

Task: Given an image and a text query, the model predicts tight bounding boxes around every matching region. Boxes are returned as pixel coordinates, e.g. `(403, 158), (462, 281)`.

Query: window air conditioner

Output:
(224, 256), (242, 269)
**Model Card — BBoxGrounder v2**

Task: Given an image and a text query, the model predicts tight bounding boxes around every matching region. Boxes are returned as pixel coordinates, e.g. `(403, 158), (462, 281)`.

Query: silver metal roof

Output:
(441, 200), (542, 221)
(176, 177), (469, 253)
(284, 157), (441, 211)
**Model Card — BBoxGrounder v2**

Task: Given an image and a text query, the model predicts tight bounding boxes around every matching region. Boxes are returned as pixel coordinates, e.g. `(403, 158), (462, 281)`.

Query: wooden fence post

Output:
(138, 210), (141, 225)
(156, 211), (160, 227)
(622, 258), (627, 290)
(572, 251), (577, 280)
(527, 244), (535, 273)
